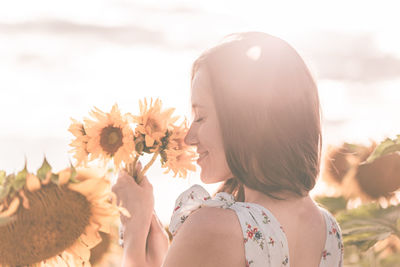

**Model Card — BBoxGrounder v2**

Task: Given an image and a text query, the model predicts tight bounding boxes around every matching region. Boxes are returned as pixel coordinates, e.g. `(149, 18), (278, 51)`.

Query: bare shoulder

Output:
(163, 207), (245, 267)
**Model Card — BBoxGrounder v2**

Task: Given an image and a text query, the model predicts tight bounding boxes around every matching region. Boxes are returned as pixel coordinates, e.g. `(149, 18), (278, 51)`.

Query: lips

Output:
(197, 151), (209, 163)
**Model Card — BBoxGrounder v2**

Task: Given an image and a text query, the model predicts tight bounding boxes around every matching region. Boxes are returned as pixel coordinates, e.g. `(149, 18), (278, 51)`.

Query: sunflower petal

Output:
(80, 223), (102, 248)
(19, 190), (30, 209)
(26, 173), (41, 192)
(58, 168), (72, 186)
(68, 178), (107, 198)
(0, 197), (20, 217)
(67, 239), (91, 261)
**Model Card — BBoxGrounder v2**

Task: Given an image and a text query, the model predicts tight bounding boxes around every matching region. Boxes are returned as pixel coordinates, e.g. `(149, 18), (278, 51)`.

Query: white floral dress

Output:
(170, 185), (343, 267)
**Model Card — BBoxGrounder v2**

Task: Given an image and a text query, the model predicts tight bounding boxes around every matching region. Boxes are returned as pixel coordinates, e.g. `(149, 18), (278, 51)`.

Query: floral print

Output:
(322, 250), (331, 260)
(170, 185), (343, 267)
(244, 223), (266, 249)
(282, 256), (289, 265)
(262, 211), (271, 224)
(268, 237), (275, 246)
(246, 259), (254, 267)
(180, 215), (188, 224)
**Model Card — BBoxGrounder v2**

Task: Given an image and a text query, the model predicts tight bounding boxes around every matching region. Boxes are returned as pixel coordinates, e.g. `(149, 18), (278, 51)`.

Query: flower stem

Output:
(137, 149), (159, 183)
(126, 154), (139, 178)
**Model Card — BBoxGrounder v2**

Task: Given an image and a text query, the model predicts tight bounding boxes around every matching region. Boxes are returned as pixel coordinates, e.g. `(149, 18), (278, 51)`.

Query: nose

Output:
(184, 123), (197, 146)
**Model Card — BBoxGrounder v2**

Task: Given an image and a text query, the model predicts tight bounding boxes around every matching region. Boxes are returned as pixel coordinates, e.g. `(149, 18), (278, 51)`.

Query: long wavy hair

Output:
(191, 32), (322, 201)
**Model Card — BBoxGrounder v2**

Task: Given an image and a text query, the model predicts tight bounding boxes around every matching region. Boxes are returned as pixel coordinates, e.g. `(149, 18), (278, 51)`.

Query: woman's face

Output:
(184, 66), (233, 183)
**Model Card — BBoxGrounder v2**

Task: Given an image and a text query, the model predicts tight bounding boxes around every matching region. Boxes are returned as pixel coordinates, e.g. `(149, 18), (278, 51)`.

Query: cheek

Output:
(201, 150), (232, 183)
(197, 120), (223, 150)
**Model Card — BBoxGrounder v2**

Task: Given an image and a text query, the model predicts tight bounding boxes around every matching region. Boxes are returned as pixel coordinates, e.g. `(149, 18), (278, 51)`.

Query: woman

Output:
(112, 32), (343, 267)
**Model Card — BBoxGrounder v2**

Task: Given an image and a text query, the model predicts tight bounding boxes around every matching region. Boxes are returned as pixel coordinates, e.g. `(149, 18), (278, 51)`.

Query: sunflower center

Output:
(0, 184), (91, 266)
(100, 126), (123, 155)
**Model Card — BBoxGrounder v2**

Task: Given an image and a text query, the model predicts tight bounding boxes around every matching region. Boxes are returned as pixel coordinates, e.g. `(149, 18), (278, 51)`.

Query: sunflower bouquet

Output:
(0, 159), (119, 266)
(69, 98), (197, 182)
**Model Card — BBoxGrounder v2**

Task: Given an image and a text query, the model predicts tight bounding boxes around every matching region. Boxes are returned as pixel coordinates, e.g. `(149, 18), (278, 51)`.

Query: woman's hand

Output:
(112, 163), (169, 267)
(147, 211), (170, 267)
(113, 163), (154, 226)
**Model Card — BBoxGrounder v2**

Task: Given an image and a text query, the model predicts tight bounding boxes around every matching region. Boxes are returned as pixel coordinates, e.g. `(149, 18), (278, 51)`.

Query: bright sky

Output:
(0, 0), (399, 223)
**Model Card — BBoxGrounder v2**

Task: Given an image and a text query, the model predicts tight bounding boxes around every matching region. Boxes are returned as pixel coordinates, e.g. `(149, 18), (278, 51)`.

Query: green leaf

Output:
(69, 162), (77, 180)
(13, 163), (28, 191)
(66, 161), (81, 184)
(315, 196), (348, 215)
(37, 157), (52, 180)
(51, 173), (59, 184)
(0, 179), (14, 201)
(0, 171), (6, 185)
(0, 185), (9, 201)
(344, 230), (392, 251)
(366, 135), (400, 163)
(337, 203), (400, 251)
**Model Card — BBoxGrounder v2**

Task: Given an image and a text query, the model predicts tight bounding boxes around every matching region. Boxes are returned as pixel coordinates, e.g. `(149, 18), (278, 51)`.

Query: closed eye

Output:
(194, 117), (204, 123)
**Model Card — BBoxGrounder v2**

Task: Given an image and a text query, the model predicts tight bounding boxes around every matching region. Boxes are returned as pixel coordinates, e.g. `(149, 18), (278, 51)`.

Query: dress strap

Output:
(318, 207), (344, 266)
(169, 184), (235, 236)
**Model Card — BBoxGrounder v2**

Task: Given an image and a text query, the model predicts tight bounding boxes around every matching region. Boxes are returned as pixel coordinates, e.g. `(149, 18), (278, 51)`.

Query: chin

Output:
(199, 174), (215, 184)
(200, 169), (231, 184)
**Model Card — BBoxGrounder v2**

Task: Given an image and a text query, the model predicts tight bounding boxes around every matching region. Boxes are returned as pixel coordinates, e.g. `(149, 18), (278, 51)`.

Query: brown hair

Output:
(191, 32), (322, 201)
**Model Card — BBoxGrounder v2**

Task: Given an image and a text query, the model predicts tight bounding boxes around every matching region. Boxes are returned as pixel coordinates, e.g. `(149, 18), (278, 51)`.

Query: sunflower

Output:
(354, 153), (400, 200)
(322, 142), (400, 202)
(84, 104), (135, 168)
(0, 161), (119, 267)
(132, 98), (178, 150)
(161, 120), (196, 178)
(69, 119), (89, 166)
(322, 143), (375, 187)
(89, 228), (123, 266)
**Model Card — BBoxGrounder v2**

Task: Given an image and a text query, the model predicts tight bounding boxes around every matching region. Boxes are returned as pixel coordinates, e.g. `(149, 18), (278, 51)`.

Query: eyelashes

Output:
(194, 117), (204, 123)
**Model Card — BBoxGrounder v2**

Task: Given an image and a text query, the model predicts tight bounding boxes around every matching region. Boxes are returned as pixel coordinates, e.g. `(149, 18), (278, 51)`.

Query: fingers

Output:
(137, 174), (153, 190)
(136, 161), (142, 171)
(124, 161), (142, 179)
(117, 171), (138, 187)
(112, 171), (137, 205)
(130, 160), (142, 177)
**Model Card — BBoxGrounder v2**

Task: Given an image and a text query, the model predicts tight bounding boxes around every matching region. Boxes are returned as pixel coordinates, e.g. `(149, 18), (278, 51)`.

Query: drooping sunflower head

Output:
(0, 160), (119, 266)
(322, 143), (376, 186)
(322, 141), (400, 203)
(83, 104), (135, 168)
(132, 98), (178, 152)
(355, 152), (400, 200)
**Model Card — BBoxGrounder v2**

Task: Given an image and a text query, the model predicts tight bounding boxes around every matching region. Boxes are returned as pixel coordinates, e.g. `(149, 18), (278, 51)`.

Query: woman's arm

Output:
(113, 169), (244, 267)
(163, 207), (245, 267)
(112, 169), (169, 267)
(122, 212), (169, 267)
